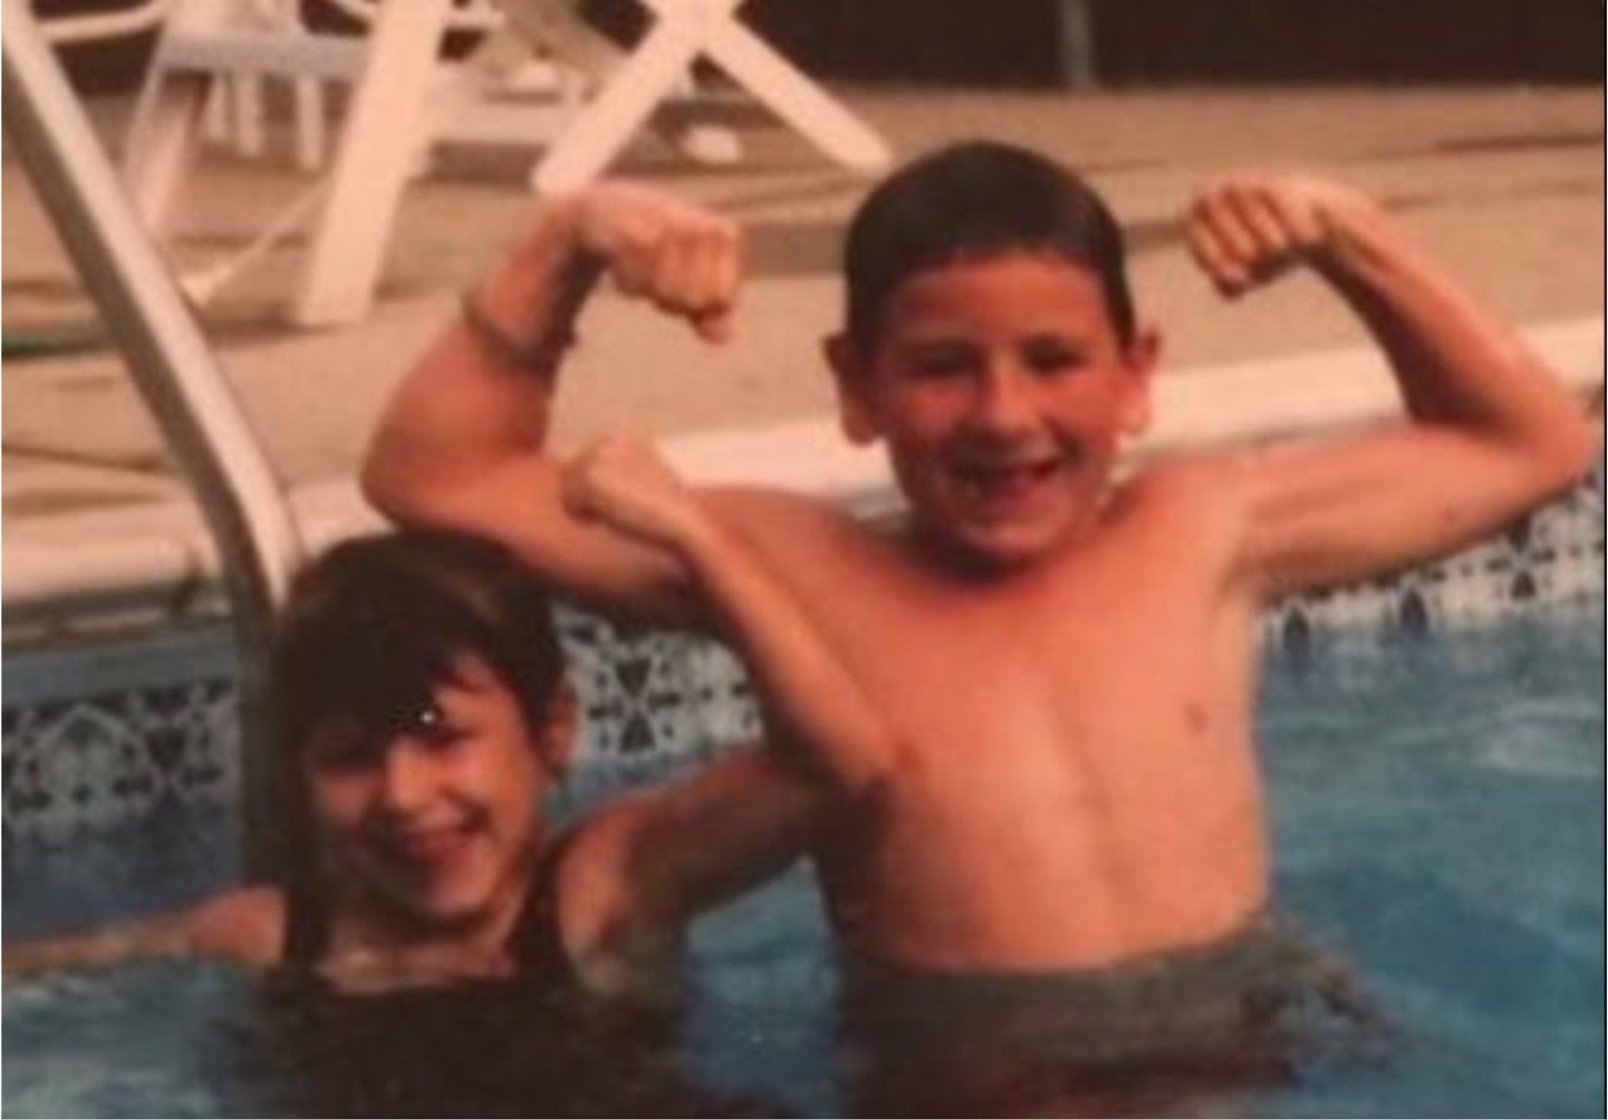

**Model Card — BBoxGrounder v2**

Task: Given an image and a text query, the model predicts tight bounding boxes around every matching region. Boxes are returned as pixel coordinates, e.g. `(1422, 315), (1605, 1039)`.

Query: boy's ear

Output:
(538, 681), (580, 779)
(1119, 326), (1163, 437)
(824, 333), (880, 446)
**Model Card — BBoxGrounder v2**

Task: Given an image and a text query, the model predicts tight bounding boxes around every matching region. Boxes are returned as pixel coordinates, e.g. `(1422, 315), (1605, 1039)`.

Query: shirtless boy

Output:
(361, 142), (1596, 1047)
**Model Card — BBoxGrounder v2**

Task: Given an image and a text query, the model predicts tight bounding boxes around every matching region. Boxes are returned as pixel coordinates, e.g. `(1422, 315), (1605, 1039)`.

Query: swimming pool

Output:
(4, 467), (1604, 1117)
(4, 600), (1602, 1117)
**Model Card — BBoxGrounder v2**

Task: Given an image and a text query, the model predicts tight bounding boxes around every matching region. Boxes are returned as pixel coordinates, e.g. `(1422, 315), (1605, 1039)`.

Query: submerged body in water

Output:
(840, 913), (1389, 1117)
(245, 969), (788, 1118)
(5, 612), (1602, 1118)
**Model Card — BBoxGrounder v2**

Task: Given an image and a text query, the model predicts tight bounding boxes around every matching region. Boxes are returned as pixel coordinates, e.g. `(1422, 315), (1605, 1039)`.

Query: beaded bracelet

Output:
(459, 290), (574, 373)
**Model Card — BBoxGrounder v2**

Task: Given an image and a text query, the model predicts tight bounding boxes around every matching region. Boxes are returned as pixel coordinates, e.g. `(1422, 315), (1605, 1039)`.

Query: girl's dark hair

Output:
(267, 531), (566, 885)
(843, 140), (1136, 360)
(271, 530), (567, 758)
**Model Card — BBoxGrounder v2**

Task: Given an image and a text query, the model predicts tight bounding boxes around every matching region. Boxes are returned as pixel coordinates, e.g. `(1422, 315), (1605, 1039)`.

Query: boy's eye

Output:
(901, 345), (980, 381)
(1020, 338), (1086, 377)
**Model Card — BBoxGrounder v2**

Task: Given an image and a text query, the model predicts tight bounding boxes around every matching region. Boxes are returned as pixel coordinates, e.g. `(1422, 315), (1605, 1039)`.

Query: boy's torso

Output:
(720, 462), (1271, 969)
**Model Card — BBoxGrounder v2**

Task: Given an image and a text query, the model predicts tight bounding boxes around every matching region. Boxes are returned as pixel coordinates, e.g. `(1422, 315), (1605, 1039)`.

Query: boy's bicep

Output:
(371, 454), (706, 628)
(1237, 424), (1591, 596)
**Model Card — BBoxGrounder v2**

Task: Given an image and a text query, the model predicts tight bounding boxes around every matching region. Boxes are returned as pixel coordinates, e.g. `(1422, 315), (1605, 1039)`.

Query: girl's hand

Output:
(561, 433), (710, 555)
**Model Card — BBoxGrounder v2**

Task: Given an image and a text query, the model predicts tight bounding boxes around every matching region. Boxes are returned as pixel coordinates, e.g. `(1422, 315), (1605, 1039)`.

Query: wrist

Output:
(460, 289), (575, 376)
(1314, 190), (1401, 280)
(466, 199), (602, 374)
(672, 506), (738, 578)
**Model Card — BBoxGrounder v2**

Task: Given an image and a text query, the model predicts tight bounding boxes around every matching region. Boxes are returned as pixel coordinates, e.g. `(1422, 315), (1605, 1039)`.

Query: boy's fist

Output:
(566, 183), (743, 344)
(1185, 174), (1377, 298)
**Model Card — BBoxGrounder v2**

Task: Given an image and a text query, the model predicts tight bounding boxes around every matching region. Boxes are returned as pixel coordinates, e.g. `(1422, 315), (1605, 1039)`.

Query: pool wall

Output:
(3, 322), (1603, 841)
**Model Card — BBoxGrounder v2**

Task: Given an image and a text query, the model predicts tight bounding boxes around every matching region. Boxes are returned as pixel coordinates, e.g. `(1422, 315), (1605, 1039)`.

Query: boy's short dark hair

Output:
(842, 141), (1136, 360)
(271, 530), (567, 763)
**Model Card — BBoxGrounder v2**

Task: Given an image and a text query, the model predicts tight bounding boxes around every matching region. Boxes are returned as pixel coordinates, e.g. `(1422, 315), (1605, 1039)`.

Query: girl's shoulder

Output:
(185, 884), (289, 967)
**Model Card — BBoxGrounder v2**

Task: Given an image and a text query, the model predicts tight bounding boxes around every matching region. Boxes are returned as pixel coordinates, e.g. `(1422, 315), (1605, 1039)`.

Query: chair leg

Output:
(291, 76), (327, 171)
(292, 0), (454, 326)
(121, 68), (214, 240)
(202, 79), (229, 143)
(230, 70), (268, 157)
(529, 15), (702, 194)
(699, 18), (890, 172)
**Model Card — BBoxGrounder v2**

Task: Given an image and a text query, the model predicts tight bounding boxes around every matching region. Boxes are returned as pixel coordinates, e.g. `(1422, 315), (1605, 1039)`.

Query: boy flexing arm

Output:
(364, 155), (1599, 976)
(362, 185), (750, 628)
(1184, 173), (1598, 594)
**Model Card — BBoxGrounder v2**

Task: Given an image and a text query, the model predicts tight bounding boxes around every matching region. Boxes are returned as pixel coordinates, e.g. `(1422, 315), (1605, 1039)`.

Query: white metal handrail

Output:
(3, 0), (305, 876)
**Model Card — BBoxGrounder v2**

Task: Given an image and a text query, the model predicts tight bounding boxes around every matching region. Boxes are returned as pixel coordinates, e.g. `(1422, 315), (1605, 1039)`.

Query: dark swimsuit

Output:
(259, 835), (781, 1118)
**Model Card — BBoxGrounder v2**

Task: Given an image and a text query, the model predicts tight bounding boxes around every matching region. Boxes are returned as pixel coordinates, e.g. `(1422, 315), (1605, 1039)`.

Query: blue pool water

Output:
(4, 606), (1603, 1117)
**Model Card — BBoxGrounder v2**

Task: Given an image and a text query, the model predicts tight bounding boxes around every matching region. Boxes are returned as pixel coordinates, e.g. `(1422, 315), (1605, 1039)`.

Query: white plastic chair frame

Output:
(32, 0), (172, 46)
(501, 0), (892, 193)
(123, 0), (891, 326)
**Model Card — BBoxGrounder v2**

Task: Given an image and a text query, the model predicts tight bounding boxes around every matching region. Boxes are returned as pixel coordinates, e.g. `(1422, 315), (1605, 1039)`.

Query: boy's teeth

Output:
(960, 461), (1055, 497)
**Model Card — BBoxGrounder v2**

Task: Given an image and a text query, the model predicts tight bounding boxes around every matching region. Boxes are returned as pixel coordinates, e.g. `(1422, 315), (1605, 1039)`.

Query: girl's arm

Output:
(561, 433), (902, 796)
(4, 887), (284, 978)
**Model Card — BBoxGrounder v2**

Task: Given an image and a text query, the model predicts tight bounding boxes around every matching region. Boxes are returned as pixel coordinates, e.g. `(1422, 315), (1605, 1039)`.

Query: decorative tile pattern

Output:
(3, 681), (237, 843)
(5, 471), (1602, 841)
(1263, 464), (1603, 652)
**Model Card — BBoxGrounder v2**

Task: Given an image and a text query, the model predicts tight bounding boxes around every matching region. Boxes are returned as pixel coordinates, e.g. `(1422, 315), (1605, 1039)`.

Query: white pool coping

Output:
(4, 316), (1602, 641)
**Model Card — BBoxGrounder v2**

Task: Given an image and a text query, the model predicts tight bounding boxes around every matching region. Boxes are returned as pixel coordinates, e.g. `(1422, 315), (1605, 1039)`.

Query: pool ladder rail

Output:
(2, 0), (304, 876)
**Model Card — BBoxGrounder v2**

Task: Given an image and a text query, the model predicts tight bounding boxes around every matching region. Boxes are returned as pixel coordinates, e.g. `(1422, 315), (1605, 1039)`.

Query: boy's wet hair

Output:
(843, 140), (1136, 359)
(271, 530), (567, 765)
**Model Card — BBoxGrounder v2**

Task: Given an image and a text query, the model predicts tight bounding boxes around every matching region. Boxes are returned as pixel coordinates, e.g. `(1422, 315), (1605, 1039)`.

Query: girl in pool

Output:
(3, 529), (817, 1001)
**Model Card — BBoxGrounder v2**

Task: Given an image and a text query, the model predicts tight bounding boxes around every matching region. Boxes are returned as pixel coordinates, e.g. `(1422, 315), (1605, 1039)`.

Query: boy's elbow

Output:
(358, 440), (447, 527)
(357, 449), (407, 521)
(1535, 410), (1602, 494)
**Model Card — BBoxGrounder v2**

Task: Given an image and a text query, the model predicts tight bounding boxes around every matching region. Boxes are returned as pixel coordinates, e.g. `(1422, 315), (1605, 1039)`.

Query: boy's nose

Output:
(970, 365), (1038, 434)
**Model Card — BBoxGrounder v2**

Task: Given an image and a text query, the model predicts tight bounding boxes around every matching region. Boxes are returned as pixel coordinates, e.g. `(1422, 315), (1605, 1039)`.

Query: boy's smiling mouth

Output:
(949, 452), (1069, 507)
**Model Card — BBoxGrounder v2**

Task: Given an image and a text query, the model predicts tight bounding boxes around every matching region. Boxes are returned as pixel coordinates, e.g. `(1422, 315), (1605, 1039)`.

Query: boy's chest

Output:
(808, 517), (1252, 767)
(826, 538), (1222, 692)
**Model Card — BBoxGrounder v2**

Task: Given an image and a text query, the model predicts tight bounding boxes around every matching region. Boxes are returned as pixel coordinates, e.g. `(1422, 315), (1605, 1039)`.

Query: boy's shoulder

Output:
(705, 483), (892, 565)
(705, 483), (865, 531)
(1110, 450), (1265, 571)
(1121, 448), (1259, 517)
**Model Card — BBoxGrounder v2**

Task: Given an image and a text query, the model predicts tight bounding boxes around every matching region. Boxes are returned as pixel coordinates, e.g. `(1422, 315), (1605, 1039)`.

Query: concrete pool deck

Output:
(3, 81), (1603, 635)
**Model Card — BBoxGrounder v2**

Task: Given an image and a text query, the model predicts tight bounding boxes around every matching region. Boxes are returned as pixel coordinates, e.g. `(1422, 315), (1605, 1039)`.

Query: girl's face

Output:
(303, 651), (571, 932)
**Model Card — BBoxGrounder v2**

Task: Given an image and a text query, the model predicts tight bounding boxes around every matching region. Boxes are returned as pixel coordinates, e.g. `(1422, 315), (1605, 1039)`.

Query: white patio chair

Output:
(120, 0), (892, 326)
(287, 0), (895, 324)
(502, 0), (893, 193)
(31, 0), (172, 46)
(120, 0), (568, 314)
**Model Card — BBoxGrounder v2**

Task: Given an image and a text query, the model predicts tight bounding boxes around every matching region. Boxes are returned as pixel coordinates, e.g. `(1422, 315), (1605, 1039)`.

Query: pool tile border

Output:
(4, 466), (1601, 841)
